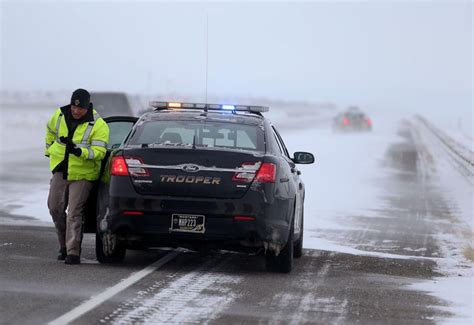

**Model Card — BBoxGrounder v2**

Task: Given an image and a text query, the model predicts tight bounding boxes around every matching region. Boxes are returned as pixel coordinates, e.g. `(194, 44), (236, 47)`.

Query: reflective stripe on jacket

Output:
(45, 108), (110, 181)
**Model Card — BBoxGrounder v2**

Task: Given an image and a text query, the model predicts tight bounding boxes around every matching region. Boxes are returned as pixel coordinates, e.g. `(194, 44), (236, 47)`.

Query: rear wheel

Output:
(95, 232), (126, 264)
(293, 206), (304, 258)
(265, 218), (294, 273)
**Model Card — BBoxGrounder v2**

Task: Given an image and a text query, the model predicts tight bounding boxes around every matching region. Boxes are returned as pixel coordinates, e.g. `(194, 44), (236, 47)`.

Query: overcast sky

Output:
(1, 0), (472, 115)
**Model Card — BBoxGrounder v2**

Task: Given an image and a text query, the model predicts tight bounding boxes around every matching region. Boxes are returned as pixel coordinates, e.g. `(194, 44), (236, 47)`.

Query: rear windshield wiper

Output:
(148, 142), (207, 148)
(153, 142), (189, 147)
(135, 142), (209, 149)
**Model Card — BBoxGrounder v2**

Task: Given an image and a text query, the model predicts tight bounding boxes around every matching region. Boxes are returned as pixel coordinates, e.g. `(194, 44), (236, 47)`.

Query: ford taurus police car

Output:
(89, 102), (314, 273)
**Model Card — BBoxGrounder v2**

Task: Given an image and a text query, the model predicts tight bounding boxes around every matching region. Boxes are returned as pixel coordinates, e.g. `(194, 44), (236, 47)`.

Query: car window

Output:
(272, 126), (290, 158)
(272, 130), (284, 155)
(107, 121), (135, 149)
(128, 120), (264, 151)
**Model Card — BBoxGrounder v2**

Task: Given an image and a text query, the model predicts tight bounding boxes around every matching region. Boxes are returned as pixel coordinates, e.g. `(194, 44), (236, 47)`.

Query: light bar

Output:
(168, 102), (182, 108)
(149, 101), (269, 113)
(150, 101), (168, 108)
(235, 105), (269, 113)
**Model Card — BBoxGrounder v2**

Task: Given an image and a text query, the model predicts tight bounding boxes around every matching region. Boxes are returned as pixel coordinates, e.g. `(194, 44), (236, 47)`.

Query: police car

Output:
(85, 102), (314, 273)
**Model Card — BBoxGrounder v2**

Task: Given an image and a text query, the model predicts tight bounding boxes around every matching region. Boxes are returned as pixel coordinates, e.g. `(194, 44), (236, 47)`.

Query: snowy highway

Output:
(0, 105), (472, 324)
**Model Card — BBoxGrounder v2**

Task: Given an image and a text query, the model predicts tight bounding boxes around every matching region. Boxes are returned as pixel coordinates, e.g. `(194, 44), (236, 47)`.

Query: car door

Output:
(272, 126), (303, 234)
(272, 125), (300, 189)
(83, 116), (138, 233)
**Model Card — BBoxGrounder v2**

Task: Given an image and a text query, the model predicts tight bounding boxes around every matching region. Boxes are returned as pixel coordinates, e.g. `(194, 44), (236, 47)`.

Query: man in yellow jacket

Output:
(45, 89), (109, 264)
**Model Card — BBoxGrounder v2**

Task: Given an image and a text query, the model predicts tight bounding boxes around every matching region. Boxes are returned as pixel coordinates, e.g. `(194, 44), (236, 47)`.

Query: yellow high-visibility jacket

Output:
(45, 106), (109, 181)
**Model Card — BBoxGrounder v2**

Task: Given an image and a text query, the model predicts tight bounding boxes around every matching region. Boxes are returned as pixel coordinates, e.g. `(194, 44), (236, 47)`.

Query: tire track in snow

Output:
(102, 254), (243, 324)
(264, 252), (348, 324)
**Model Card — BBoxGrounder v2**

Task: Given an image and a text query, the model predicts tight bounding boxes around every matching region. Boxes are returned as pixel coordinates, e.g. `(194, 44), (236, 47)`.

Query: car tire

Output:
(265, 217), (294, 273)
(95, 232), (126, 264)
(293, 206), (304, 258)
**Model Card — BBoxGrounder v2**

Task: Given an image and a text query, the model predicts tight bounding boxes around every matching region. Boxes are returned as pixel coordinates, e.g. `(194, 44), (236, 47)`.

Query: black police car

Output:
(86, 102), (314, 273)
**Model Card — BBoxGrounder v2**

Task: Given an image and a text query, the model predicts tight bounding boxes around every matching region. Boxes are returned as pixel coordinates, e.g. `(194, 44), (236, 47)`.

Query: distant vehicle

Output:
(84, 101), (315, 273)
(90, 92), (137, 117)
(333, 106), (372, 132)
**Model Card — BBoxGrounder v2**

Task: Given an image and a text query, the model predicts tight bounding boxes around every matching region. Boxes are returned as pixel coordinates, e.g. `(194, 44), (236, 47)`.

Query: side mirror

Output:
(293, 151), (314, 164)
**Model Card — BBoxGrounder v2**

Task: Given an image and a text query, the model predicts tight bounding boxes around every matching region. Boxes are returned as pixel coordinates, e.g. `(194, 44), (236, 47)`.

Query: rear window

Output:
(127, 120), (264, 152)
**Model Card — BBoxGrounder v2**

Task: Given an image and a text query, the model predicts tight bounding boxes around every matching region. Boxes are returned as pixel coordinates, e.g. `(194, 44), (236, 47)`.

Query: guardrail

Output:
(415, 115), (473, 183)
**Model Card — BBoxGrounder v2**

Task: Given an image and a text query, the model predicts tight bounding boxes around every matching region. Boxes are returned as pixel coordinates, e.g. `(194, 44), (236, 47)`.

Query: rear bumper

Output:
(97, 177), (292, 251)
(104, 213), (267, 252)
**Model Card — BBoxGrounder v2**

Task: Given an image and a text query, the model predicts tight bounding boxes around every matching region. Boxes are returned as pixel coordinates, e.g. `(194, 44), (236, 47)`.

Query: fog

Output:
(1, 0), (472, 120)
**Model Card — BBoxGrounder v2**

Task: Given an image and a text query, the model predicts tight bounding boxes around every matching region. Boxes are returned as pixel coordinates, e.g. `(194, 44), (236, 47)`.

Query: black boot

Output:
(57, 248), (67, 260)
(65, 255), (80, 265)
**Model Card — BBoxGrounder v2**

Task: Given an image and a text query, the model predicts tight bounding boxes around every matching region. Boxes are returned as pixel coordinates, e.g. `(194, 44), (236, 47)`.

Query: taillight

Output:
(111, 156), (150, 177)
(111, 156), (129, 176)
(232, 161), (276, 183)
(232, 161), (261, 183)
(366, 118), (372, 126)
(255, 163), (276, 183)
(343, 118), (350, 125)
(125, 157), (150, 177)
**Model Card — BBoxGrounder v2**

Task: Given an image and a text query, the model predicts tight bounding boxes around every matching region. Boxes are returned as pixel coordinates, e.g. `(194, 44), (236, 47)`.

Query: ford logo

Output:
(182, 164), (200, 173)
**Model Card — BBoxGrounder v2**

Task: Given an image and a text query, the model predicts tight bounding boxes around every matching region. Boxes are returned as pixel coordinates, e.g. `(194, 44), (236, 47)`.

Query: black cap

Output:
(71, 88), (91, 109)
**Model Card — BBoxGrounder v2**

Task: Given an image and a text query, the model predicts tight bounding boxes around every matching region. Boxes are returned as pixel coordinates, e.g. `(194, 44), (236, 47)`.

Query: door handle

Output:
(280, 177), (289, 183)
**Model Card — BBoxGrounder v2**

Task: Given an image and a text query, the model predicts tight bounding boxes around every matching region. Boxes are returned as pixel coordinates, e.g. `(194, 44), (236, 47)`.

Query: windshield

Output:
(127, 120), (264, 152)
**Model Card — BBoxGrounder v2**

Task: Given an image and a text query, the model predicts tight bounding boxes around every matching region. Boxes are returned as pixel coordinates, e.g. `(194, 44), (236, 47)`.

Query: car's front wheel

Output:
(265, 218), (294, 273)
(95, 232), (126, 264)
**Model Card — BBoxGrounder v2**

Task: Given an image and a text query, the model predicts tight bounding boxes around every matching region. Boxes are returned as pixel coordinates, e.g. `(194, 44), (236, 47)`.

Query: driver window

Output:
(272, 129), (284, 154)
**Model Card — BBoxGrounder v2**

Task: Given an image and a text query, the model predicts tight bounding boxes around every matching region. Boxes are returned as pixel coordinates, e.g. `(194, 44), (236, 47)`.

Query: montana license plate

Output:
(170, 214), (205, 233)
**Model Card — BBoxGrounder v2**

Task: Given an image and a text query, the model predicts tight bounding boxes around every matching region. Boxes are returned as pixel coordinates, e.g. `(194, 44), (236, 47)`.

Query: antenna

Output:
(205, 12), (209, 104)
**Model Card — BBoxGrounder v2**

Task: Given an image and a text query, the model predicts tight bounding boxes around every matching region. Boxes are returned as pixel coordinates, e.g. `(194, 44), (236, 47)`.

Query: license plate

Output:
(170, 214), (205, 234)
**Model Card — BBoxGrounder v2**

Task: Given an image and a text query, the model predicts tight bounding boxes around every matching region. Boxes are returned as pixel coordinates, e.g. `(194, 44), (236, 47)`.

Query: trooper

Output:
(45, 89), (109, 264)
